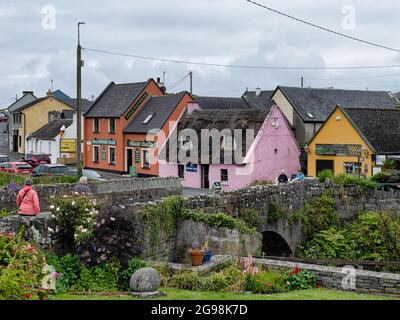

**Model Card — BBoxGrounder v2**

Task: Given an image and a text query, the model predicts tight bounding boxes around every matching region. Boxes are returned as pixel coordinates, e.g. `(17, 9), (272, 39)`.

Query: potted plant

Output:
(202, 239), (213, 263)
(188, 241), (204, 266)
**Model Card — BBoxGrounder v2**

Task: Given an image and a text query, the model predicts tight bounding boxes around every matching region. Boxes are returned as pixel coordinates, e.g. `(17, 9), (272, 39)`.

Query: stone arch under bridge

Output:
(261, 231), (293, 257)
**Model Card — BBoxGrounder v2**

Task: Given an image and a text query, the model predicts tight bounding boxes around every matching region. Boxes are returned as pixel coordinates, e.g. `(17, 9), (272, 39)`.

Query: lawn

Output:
(53, 288), (395, 300)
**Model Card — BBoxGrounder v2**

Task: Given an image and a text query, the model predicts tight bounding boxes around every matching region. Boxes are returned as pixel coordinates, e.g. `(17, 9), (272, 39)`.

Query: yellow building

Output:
(307, 106), (400, 177)
(10, 93), (74, 154)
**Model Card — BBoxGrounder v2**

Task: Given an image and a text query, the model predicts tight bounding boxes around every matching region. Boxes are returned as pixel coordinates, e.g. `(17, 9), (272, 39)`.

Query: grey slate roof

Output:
(85, 81), (149, 117)
(123, 93), (186, 133)
(29, 119), (73, 140)
(276, 86), (398, 122)
(242, 90), (275, 109)
(343, 107), (400, 154)
(194, 96), (251, 110)
(53, 89), (92, 112)
(7, 93), (37, 113)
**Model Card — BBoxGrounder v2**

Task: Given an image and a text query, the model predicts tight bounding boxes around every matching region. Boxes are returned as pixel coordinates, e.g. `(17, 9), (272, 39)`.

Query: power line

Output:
(307, 72), (400, 81)
(83, 47), (400, 70)
(245, 0), (400, 54)
(167, 73), (190, 90)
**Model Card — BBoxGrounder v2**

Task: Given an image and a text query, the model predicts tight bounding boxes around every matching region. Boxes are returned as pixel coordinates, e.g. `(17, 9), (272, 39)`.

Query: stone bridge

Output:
(185, 179), (400, 256)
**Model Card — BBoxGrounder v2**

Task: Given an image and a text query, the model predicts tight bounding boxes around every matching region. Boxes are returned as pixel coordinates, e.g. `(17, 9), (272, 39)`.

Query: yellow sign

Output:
(61, 139), (76, 152)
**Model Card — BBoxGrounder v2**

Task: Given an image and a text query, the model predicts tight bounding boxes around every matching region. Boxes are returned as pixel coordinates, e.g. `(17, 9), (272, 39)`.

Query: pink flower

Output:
(51, 272), (60, 278)
(7, 232), (15, 237)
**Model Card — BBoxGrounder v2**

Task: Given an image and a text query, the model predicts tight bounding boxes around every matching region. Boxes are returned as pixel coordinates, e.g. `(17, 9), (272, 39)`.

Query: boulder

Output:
(130, 267), (161, 292)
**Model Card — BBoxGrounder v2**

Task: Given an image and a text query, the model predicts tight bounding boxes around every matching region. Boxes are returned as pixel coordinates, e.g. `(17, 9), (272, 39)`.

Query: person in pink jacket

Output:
(16, 179), (40, 216)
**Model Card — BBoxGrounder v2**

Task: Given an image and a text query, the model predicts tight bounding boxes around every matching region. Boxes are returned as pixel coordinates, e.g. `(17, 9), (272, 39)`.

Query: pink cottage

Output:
(158, 105), (301, 191)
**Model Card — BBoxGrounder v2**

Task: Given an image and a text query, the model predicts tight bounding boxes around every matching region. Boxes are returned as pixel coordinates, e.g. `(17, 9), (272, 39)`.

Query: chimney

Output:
(187, 102), (200, 114)
(46, 89), (53, 97)
(22, 91), (34, 96)
(48, 110), (61, 122)
(255, 87), (261, 96)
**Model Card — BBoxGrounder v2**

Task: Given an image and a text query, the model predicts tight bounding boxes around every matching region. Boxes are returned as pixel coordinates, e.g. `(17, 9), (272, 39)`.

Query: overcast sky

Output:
(1, 0), (400, 107)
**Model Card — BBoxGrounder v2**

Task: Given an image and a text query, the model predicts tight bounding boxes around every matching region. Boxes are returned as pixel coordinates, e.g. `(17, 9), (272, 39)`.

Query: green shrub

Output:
(372, 169), (400, 183)
(0, 171), (78, 188)
(244, 270), (288, 294)
(333, 174), (378, 190)
(0, 209), (8, 218)
(293, 191), (339, 240)
(381, 159), (396, 171)
(240, 209), (262, 228)
(317, 169), (333, 182)
(267, 202), (288, 223)
(45, 254), (82, 293)
(73, 257), (120, 292)
(118, 258), (147, 291)
(284, 267), (316, 291)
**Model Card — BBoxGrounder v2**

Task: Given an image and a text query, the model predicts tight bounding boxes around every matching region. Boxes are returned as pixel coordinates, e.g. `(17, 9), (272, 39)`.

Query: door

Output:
(202, 165), (210, 189)
(316, 160), (334, 175)
(126, 149), (133, 173)
(12, 134), (18, 152)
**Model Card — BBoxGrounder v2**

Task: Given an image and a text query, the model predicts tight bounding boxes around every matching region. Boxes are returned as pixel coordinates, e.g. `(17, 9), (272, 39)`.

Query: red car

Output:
(21, 153), (51, 167)
(0, 162), (33, 174)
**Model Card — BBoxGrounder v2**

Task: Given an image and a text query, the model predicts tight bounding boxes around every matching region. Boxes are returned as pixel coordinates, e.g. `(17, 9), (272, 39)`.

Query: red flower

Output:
(267, 283), (273, 287)
(25, 293), (31, 299)
(293, 265), (300, 274)
(316, 283), (321, 289)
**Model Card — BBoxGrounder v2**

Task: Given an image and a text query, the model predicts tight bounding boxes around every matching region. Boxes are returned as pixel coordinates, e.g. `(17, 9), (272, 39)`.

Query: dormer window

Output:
(142, 114), (154, 124)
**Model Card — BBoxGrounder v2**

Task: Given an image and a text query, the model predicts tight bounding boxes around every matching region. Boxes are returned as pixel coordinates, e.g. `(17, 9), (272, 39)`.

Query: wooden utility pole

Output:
(77, 22), (85, 178)
(189, 71), (193, 94)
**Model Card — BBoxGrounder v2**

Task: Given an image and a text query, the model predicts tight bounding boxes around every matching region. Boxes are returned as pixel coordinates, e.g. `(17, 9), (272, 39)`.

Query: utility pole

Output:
(301, 76), (304, 88)
(189, 71), (193, 95)
(77, 22), (85, 178)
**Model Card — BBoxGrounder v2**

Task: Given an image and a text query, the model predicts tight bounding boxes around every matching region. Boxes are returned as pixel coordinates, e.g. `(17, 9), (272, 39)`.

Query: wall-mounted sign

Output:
(101, 146), (106, 160)
(316, 144), (361, 156)
(92, 139), (116, 145)
(135, 148), (140, 163)
(124, 92), (149, 120)
(60, 139), (76, 152)
(127, 140), (156, 148)
(186, 163), (198, 172)
(129, 166), (137, 177)
(213, 181), (222, 190)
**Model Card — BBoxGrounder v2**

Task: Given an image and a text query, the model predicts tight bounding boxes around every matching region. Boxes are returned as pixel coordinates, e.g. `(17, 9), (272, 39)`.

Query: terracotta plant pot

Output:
(188, 250), (205, 266)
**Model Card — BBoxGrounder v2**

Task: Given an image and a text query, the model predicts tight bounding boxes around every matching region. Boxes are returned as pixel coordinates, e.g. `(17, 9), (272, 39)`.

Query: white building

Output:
(26, 111), (79, 164)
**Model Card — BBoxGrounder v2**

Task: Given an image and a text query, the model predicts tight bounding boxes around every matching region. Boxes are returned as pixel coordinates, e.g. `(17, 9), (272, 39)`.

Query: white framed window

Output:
(93, 145), (100, 163)
(108, 118), (116, 133)
(93, 118), (100, 133)
(142, 149), (150, 169)
(108, 146), (116, 164)
(142, 114), (154, 124)
(344, 162), (360, 175)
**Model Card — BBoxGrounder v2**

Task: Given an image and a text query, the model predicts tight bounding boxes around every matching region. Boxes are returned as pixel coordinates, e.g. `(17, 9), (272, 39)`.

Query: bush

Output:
(0, 171), (78, 188)
(50, 194), (100, 253)
(333, 174), (378, 190)
(293, 191), (339, 241)
(0, 231), (48, 300)
(267, 201), (288, 224)
(45, 254), (82, 293)
(244, 270), (288, 294)
(284, 266), (316, 290)
(317, 169), (333, 182)
(372, 170), (400, 183)
(240, 209), (262, 228)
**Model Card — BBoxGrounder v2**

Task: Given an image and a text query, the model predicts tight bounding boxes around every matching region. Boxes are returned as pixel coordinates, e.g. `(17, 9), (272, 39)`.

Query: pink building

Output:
(159, 105), (301, 191)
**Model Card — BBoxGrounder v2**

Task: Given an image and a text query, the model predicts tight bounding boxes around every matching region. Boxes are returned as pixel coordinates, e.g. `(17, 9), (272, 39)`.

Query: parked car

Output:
(64, 169), (107, 181)
(0, 113), (7, 122)
(0, 162), (33, 174)
(0, 154), (9, 163)
(32, 164), (69, 177)
(21, 153), (51, 167)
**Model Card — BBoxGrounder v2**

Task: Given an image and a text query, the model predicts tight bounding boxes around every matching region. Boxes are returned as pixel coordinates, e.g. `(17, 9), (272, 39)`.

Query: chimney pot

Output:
(255, 87), (261, 96)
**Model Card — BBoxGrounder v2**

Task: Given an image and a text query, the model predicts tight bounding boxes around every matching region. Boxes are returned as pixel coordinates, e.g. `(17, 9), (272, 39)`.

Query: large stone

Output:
(130, 267), (161, 292)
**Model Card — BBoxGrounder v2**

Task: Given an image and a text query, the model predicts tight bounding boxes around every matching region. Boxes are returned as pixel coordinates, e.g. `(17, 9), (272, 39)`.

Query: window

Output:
(344, 162), (361, 175)
(178, 164), (185, 178)
(142, 149), (150, 169)
(109, 118), (116, 133)
(93, 146), (100, 163)
(109, 146), (116, 164)
(93, 118), (100, 133)
(142, 114), (154, 124)
(221, 169), (228, 182)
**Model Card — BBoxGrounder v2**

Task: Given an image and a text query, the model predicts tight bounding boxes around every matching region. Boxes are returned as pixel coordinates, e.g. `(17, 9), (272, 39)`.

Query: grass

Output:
(0, 171), (78, 187)
(53, 288), (395, 300)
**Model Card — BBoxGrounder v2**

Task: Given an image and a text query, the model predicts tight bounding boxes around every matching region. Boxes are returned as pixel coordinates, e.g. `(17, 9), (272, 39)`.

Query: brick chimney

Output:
(46, 89), (53, 97)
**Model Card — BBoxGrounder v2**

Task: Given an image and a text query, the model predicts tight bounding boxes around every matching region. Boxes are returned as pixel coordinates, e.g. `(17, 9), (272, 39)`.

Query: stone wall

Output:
(252, 258), (400, 296)
(0, 177), (182, 212)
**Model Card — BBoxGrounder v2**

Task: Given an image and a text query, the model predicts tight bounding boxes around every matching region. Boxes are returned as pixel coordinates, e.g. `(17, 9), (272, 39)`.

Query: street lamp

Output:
(77, 22), (85, 177)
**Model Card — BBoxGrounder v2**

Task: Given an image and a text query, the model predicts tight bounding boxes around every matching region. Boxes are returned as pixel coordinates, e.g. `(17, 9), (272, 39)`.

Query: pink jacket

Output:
(17, 186), (40, 216)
